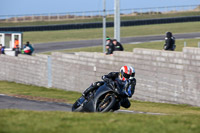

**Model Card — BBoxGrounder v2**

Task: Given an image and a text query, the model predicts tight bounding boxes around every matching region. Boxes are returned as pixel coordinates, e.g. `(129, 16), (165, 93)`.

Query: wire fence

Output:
(0, 5), (199, 23)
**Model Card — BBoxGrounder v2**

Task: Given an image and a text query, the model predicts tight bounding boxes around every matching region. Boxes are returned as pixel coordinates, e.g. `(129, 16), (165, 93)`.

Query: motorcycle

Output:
(72, 79), (128, 112)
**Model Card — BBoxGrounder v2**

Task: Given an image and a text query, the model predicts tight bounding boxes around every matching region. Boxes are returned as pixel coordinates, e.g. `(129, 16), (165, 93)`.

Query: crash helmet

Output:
(166, 32), (172, 38)
(129, 66), (135, 79)
(119, 66), (132, 81)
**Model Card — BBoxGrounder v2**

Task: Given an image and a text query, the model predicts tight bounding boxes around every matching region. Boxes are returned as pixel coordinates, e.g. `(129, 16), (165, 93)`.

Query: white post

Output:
(103, 0), (106, 53)
(114, 0), (120, 42)
(47, 56), (52, 88)
(198, 42), (200, 48)
(184, 41), (187, 47)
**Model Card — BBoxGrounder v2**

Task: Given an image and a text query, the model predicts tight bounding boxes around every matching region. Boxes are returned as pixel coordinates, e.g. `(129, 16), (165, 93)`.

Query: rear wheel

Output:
(96, 93), (116, 112)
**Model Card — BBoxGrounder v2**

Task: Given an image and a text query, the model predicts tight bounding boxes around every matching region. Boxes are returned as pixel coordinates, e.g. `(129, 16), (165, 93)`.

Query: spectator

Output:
(0, 44), (2, 54)
(105, 37), (114, 55)
(0, 44), (5, 54)
(23, 41), (34, 55)
(163, 32), (176, 51)
(113, 39), (124, 51)
(14, 44), (21, 56)
(14, 38), (19, 49)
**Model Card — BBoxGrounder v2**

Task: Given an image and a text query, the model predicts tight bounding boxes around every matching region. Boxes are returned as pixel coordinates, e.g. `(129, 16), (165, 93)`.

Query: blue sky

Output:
(0, 0), (199, 15)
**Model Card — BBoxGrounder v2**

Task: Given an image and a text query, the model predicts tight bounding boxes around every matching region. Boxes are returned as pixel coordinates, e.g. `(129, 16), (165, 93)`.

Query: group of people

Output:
(105, 37), (124, 55)
(105, 32), (176, 55)
(13, 41), (34, 56)
(0, 40), (34, 56)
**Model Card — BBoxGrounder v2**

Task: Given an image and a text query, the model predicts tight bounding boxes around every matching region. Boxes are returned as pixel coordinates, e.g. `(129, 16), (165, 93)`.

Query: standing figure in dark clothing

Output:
(13, 44), (21, 56)
(113, 39), (124, 51)
(163, 32), (176, 51)
(0, 44), (5, 54)
(105, 37), (114, 55)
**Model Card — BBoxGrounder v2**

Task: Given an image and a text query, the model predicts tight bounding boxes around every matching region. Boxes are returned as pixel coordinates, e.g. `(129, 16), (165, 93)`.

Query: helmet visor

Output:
(123, 73), (130, 79)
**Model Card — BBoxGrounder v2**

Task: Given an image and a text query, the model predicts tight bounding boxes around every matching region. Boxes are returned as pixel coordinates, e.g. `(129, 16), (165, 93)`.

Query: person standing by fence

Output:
(163, 32), (176, 51)
(105, 37), (114, 55)
(113, 39), (124, 51)
(0, 44), (5, 54)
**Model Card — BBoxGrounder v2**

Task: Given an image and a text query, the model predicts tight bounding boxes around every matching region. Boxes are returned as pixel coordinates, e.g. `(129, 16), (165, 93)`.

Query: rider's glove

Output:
(126, 86), (132, 98)
(102, 76), (112, 84)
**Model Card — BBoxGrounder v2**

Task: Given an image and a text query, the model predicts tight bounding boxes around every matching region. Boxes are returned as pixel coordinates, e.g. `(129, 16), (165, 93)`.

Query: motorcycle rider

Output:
(82, 65), (136, 109)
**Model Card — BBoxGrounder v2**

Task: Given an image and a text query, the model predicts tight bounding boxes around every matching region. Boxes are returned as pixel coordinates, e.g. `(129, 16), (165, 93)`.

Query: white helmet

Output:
(119, 66), (132, 81)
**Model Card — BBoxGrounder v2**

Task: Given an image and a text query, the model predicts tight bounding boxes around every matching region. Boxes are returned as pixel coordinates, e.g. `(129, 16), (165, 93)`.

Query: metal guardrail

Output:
(0, 16), (200, 32)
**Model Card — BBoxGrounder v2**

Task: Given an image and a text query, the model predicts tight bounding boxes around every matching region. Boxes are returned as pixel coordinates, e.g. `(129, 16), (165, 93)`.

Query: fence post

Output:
(198, 42), (200, 48)
(57, 14), (59, 21)
(47, 56), (52, 88)
(48, 14), (50, 21)
(184, 41), (187, 47)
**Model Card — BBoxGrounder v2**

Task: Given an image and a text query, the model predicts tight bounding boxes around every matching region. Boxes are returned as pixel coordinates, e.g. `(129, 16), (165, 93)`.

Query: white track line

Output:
(118, 109), (165, 115)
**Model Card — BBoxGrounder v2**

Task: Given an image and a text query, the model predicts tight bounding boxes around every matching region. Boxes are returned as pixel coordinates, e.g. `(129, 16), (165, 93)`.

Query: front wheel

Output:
(72, 96), (85, 112)
(96, 93), (116, 112)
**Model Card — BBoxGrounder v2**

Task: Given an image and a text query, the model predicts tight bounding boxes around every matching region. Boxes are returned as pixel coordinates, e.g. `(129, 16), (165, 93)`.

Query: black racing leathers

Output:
(164, 37), (175, 51)
(83, 72), (136, 108)
(102, 72), (136, 108)
(114, 42), (124, 51)
(106, 41), (114, 55)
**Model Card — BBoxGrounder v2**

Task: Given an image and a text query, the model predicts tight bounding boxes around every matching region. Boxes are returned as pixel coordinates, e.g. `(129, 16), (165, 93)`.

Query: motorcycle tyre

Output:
(96, 94), (116, 112)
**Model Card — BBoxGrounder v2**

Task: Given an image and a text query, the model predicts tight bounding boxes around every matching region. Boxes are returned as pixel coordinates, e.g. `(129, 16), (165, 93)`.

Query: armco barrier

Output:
(0, 16), (200, 32)
(0, 47), (200, 106)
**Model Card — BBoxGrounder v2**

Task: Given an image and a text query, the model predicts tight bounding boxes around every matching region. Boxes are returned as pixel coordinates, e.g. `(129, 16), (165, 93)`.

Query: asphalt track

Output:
(0, 94), (163, 115)
(33, 32), (200, 53)
(0, 94), (72, 111)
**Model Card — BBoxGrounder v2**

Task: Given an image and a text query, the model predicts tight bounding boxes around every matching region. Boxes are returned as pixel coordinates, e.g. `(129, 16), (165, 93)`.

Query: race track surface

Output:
(0, 94), (163, 115)
(33, 32), (200, 53)
(0, 94), (72, 111)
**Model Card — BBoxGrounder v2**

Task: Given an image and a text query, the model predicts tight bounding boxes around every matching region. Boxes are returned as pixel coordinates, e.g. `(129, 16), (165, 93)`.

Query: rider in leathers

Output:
(82, 66), (136, 109)
(163, 32), (176, 51)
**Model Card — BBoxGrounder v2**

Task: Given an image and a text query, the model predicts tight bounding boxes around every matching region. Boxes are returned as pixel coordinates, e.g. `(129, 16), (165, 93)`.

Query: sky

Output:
(0, 0), (200, 16)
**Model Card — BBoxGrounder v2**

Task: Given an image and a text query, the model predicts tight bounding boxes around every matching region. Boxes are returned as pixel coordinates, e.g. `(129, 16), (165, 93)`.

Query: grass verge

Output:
(23, 22), (200, 44)
(0, 81), (79, 104)
(0, 110), (200, 133)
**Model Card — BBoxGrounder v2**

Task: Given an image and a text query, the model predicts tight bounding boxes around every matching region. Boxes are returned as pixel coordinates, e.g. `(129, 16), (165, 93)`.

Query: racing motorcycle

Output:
(72, 79), (128, 112)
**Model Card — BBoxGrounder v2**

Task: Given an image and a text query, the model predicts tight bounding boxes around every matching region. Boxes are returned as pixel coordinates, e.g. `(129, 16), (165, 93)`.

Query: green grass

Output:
(1, 11), (200, 27)
(0, 81), (200, 133)
(24, 22), (200, 44)
(44, 38), (200, 54)
(0, 110), (200, 133)
(123, 38), (200, 52)
(0, 81), (79, 103)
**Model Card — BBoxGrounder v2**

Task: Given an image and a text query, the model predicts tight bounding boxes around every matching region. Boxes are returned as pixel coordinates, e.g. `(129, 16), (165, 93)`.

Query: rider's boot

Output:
(82, 81), (104, 98)
(82, 84), (95, 98)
